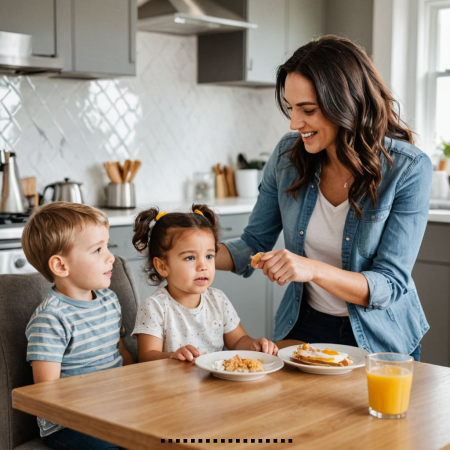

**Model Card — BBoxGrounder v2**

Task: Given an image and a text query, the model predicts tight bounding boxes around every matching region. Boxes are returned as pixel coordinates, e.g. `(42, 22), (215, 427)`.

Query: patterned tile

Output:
(0, 32), (288, 206)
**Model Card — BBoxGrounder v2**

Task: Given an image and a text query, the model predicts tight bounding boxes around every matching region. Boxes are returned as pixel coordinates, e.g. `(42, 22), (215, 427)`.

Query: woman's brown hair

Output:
(132, 204), (220, 285)
(275, 35), (414, 217)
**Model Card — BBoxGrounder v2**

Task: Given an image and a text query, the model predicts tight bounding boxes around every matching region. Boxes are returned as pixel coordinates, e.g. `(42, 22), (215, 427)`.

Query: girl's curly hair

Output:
(132, 204), (220, 285)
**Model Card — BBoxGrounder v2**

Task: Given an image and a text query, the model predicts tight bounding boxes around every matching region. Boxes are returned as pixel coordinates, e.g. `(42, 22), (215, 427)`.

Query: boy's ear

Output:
(153, 257), (168, 277)
(48, 255), (70, 279)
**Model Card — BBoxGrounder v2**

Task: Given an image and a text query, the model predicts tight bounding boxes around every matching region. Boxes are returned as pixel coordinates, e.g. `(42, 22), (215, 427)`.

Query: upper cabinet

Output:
(56, 0), (136, 78)
(0, 0), (136, 78)
(324, 0), (373, 56)
(198, 0), (373, 87)
(0, 0), (56, 56)
(198, 0), (286, 87)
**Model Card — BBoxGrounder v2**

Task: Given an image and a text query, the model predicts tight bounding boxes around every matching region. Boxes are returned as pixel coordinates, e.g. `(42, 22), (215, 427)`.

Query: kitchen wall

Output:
(0, 31), (288, 206)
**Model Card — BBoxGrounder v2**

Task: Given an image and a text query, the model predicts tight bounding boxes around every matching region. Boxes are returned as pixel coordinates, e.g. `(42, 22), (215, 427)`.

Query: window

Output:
(421, 1), (450, 157)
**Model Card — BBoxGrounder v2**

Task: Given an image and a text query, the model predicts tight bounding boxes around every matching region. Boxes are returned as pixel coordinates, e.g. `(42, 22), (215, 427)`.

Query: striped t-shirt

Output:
(25, 287), (123, 437)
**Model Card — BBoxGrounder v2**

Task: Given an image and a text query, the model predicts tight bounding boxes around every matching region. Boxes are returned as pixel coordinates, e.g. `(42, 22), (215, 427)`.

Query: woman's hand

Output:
(170, 345), (203, 362)
(251, 338), (278, 355)
(257, 249), (317, 285)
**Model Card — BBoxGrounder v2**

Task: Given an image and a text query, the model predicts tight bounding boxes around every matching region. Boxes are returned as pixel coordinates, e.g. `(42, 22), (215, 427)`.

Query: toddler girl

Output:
(131, 204), (278, 362)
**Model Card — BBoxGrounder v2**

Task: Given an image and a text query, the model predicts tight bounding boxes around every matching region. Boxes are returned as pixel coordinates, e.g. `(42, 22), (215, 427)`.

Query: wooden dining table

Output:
(12, 340), (450, 450)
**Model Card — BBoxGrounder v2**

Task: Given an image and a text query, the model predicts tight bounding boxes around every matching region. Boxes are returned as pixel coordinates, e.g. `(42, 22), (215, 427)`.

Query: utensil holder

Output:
(106, 183), (136, 209)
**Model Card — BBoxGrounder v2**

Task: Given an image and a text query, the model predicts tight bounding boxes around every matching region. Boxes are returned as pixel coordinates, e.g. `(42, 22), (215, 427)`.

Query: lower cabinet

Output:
(412, 222), (450, 367)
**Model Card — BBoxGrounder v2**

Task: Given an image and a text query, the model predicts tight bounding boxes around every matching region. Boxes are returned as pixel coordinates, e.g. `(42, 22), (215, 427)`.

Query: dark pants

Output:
(43, 428), (122, 450)
(286, 301), (421, 361)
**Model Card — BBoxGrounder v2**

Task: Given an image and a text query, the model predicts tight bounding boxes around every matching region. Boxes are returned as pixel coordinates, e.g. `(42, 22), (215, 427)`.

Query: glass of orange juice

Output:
(365, 352), (414, 419)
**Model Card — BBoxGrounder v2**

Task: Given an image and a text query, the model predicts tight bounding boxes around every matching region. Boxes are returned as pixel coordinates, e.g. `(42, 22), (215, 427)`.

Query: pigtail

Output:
(132, 207), (159, 253)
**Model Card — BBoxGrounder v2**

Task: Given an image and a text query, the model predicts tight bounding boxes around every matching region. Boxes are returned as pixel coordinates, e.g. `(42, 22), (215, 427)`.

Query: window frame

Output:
(420, 0), (450, 157)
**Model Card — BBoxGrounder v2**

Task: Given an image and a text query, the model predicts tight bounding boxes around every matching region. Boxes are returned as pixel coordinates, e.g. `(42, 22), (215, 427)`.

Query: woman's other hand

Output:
(257, 249), (316, 285)
(251, 338), (279, 355)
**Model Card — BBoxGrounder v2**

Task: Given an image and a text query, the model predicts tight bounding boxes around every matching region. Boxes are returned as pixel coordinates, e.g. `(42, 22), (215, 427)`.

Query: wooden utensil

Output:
(104, 162), (122, 183)
(128, 160), (141, 183)
(122, 159), (131, 183)
(223, 166), (237, 197)
(103, 162), (113, 183)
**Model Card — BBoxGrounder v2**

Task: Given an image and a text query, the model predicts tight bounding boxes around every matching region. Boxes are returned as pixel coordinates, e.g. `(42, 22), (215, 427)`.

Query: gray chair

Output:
(0, 255), (139, 450)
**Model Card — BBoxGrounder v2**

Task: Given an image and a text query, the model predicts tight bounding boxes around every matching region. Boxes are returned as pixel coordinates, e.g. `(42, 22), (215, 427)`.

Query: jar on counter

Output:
(194, 172), (215, 202)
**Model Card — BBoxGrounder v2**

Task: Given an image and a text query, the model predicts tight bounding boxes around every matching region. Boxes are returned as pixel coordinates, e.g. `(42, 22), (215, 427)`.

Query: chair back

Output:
(0, 255), (138, 450)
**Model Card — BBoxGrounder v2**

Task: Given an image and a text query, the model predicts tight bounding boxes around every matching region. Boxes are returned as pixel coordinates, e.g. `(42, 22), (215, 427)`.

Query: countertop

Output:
(2, 197), (450, 241)
(104, 198), (450, 226)
(102, 197), (258, 227)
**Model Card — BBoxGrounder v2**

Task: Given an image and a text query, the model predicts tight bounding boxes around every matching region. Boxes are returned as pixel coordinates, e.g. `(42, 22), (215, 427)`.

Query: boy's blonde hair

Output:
(22, 202), (109, 282)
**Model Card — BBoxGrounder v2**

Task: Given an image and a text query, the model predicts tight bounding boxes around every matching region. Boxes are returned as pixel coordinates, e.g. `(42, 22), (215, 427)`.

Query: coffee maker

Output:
(0, 150), (28, 213)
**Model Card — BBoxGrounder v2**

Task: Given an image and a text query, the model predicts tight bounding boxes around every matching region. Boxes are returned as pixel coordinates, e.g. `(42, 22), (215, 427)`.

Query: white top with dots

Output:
(131, 286), (240, 354)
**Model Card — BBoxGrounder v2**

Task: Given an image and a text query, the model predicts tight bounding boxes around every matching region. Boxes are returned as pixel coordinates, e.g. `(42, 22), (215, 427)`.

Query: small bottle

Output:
(193, 172), (215, 202)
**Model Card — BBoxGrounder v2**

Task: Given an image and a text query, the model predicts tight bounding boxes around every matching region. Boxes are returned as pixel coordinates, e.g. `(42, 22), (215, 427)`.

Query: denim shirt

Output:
(223, 132), (432, 354)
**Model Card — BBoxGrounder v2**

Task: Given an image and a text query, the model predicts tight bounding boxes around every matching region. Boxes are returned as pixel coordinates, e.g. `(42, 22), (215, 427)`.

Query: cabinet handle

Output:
(222, 227), (233, 231)
(248, 58), (253, 71)
(109, 244), (119, 248)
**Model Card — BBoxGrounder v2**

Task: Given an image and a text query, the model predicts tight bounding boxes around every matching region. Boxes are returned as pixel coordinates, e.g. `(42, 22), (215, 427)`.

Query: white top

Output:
(304, 188), (351, 317)
(131, 286), (240, 354)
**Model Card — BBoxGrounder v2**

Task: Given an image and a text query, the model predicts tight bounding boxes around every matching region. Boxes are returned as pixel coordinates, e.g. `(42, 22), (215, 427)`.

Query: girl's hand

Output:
(171, 345), (203, 362)
(251, 338), (278, 355)
(257, 249), (316, 285)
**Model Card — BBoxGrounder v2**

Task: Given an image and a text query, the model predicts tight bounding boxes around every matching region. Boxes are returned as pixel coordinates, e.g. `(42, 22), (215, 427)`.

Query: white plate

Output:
(195, 350), (284, 382)
(278, 344), (368, 375)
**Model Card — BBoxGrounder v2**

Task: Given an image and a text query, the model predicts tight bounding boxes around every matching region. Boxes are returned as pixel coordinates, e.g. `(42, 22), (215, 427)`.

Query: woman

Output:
(215, 36), (432, 361)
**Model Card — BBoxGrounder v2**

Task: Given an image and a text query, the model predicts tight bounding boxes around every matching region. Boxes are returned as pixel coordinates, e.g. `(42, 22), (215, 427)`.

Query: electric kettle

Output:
(42, 178), (84, 204)
(0, 150), (29, 213)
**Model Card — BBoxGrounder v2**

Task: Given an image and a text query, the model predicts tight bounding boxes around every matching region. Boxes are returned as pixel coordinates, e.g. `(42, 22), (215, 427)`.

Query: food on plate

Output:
(212, 354), (264, 373)
(292, 343), (353, 367)
(250, 252), (263, 268)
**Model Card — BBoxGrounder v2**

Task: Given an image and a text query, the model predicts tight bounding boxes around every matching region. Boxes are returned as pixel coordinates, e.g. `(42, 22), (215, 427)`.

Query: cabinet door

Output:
(246, 0), (286, 84)
(127, 259), (158, 304)
(0, 0), (55, 55)
(213, 269), (268, 339)
(286, 0), (325, 55)
(412, 261), (450, 367)
(69, 0), (136, 76)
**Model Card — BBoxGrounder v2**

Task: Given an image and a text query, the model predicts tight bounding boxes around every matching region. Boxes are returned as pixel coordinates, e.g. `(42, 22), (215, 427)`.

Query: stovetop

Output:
(0, 212), (32, 226)
(0, 211), (33, 241)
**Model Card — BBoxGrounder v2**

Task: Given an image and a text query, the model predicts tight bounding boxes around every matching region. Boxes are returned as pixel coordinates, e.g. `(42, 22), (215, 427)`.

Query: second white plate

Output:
(278, 344), (368, 375)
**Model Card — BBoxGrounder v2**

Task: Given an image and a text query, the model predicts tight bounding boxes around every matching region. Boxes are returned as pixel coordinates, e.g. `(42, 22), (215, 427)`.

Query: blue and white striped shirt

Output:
(25, 287), (123, 437)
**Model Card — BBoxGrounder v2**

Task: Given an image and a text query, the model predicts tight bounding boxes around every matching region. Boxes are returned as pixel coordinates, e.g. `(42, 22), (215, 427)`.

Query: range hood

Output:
(137, 0), (257, 35)
(0, 31), (63, 76)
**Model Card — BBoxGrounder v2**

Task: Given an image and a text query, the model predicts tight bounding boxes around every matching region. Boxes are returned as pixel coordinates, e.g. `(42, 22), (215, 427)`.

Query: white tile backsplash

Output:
(0, 32), (289, 206)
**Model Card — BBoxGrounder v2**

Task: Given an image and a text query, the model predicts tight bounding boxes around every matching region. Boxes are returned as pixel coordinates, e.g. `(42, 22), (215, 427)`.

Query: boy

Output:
(22, 202), (132, 450)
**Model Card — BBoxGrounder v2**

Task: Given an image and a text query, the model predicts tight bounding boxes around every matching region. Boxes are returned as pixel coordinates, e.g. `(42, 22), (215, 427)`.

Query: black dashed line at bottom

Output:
(161, 439), (293, 444)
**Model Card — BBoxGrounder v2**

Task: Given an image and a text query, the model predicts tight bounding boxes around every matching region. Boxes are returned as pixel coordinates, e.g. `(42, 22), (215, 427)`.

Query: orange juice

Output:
(366, 366), (413, 415)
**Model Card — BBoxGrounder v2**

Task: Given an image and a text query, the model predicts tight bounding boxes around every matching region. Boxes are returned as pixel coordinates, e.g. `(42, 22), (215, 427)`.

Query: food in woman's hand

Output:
(292, 343), (353, 367)
(212, 354), (264, 372)
(250, 252), (263, 268)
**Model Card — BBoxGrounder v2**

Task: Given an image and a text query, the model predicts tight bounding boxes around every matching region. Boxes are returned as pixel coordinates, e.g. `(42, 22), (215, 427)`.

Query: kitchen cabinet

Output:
(324, 0), (373, 56)
(412, 222), (450, 367)
(198, 0), (373, 87)
(0, 0), (55, 56)
(198, 0), (286, 86)
(56, 0), (136, 78)
(0, 0), (136, 78)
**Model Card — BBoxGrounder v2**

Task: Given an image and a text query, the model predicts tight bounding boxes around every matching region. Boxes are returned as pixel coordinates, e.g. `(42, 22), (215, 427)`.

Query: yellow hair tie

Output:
(194, 209), (204, 217)
(155, 211), (167, 221)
